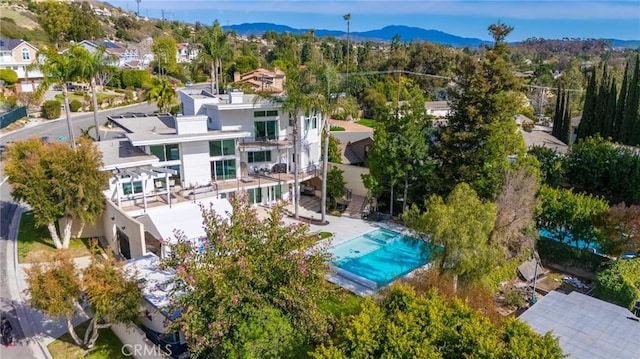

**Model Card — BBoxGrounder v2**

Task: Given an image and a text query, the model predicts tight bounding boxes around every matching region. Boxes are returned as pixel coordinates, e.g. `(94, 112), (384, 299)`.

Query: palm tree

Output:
(147, 77), (177, 114)
(74, 45), (116, 141)
(31, 46), (84, 149)
(198, 21), (232, 95)
(274, 67), (317, 219)
(344, 13), (351, 76)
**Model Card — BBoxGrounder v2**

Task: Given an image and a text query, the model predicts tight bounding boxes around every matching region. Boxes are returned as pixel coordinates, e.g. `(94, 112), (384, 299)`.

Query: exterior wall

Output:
(103, 200), (146, 258)
(111, 323), (167, 359)
(329, 163), (369, 197)
(180, 141), (213, 187)
(175, 115), (208, 135)
(0, 42), (43, 81)
(60, 216), (104, 239)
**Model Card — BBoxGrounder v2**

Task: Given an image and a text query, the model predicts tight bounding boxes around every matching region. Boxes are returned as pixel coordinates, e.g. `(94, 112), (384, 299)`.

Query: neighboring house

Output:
(331, 131), (374, 166)
(424, 100), (451, 119)
(233, 68), (285, 93)
(0, 37), (44, 92)
(519, 291), (640, 359)
(91, 89), (323, 260)
(124, 253), (190, 359)
(78, 40), (142, 69)
(176, 43), (198, 63)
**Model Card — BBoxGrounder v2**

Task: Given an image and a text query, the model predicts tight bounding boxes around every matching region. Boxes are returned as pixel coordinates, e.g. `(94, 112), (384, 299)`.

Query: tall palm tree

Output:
(344, 13), (351, 76)
(31, 46), (84, 149)
(74, 45), (116, 141)
(198, 21), (232, 95)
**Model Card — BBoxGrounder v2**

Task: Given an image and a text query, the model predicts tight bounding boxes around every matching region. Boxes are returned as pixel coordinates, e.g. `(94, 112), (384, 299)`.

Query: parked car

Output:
(185, 82), (193, 87)
(620, 251), (638, 260)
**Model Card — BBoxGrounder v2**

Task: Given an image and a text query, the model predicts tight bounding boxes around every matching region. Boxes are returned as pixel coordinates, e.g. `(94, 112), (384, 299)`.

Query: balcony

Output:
(238, 135), (294, 151)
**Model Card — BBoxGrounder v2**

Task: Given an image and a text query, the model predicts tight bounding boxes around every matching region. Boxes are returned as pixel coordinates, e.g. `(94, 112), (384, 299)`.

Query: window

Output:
(122, 180), (143, 195)
(150, 144), (180, 161)
(212, 159), (236, 180)
(289, 113), (294, 127)
(254, 120), (278, 141)
(209, 139), (235, 156)
(22, 48), (30, 61)
(166, 165), (181, 185)
(254, 110), (278, 117)
(248, 150), (271, 163)
(305, 115), (318, 131)
(247, 187), (262, 204)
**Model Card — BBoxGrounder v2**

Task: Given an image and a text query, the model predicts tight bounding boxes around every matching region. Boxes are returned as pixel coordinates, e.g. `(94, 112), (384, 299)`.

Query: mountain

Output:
(223, 23), (491, 47)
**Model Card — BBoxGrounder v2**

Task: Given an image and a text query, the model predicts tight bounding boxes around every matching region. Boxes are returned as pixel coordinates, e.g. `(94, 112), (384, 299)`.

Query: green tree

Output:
(72, 45), (117, 140)
(67, 1), (104, 42)
(536, 185), (610, 249)
(0, 68), (18, 85)
(577, 67), (598, 140)
(595, 259), (640, 309)
(3, 138), (110, 248)
(152, 36), (179, 77)
(322, 134), (341, 164)
(25, 250), (142, 349)
(161, 195), (332, 358)
(433, 23), (525, 200)
(528, 146), (564, 187)
(34, 1), (71, 45)
(311, 284), (564, 359)
(326, 167), (346, 209)
(596, 203), (640, 255)
(146, 77), (177, 113)
(198, 21), (233, 94)
(621, 55), (639, 145)
(31, 45), (89, 148)
(404, 183), (501, 290)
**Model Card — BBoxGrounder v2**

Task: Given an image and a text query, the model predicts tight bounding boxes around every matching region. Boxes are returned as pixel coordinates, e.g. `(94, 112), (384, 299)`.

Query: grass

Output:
(318, 285), (363, 317)
(18, 212), (92, 263)
(54, 93), (119, 105)
(355, 118), (378, 129)
(319, 232), (333, 240)
(329, 125), (345, 132)
(47, 321), (127, 359)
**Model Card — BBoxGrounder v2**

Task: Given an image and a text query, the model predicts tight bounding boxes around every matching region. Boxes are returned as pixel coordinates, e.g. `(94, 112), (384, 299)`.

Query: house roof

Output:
(519, 127), (568, 154)
(0, 37), (36, 52)
(519, 290), (640, 359)
(135, 200), (232, 244)
(95, 139), (159, 170)
(124, 253), (177, 313)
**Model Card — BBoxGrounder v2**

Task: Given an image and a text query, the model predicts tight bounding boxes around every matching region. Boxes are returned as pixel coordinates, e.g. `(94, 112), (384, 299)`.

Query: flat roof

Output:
(520, 127), (568, 154)
(519, 291), (640, 359)
(95, 139), (159, 170)
(108, 114), (250, 145)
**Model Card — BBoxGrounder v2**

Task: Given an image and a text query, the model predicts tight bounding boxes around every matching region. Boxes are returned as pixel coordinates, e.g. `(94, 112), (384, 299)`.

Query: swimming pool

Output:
(539, 228), (600, 253)
(328, 227), (431, 289)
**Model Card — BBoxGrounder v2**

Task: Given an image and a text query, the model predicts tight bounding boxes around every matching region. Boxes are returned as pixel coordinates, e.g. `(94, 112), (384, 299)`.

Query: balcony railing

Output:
(238, 135), (293, 150)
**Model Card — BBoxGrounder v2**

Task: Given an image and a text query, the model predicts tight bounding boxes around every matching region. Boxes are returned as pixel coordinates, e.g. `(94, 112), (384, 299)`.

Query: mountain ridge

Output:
(222, 22), (640, 49)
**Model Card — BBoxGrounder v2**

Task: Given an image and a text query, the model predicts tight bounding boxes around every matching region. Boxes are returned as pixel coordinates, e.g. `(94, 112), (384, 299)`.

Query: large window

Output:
(253, 110), (278, 118)
(122, 180), (143, 195)
(22, 48), (30, 60)
(304, 115), (318, 131)
(248, 150), (271, 163)
(254, 120), (278, 141)
(150, 144), (180, 161)
(212, 159), (236, 181)
(247, 187), (262, 204)
(209, 139), (235, 156)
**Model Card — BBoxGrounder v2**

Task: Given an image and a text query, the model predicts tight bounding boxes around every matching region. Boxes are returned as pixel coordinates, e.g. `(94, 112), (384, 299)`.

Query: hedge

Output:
(480, 255), (527, 292)
(595, 259), (640, 309)
(41, 100), (61, 120)
(536, 237), (611, 273)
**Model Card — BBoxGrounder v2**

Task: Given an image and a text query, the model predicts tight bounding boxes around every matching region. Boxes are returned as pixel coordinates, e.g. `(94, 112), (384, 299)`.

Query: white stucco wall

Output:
(180, 141), (212, 187)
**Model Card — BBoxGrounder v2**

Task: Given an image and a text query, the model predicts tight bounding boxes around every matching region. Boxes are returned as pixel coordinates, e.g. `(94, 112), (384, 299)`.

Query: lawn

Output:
(54, 93), (119, 105)
(318, 285), (363, 317)
(47, 321), (127, 359)
(355, 118), (378, 129)
(18, 212), (92, 263)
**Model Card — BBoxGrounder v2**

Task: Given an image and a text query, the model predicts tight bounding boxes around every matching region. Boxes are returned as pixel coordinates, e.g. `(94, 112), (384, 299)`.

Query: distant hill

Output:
(224, 23), (491, 47)
(223, 22), (640, 49)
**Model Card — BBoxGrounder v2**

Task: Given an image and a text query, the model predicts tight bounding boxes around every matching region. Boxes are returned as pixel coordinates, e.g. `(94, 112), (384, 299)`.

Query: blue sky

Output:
(108, 1), (640, 41)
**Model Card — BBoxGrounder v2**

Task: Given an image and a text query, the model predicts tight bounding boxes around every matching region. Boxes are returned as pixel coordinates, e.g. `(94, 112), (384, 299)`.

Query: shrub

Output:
(69, 99), (82, 112)
(329, 125), (345, 132)
(537, 237), (611, 272)
(522, 121), (535, 132)
(595, 259), (640, 309)
(0, 68), (18, 85)
(330, 210), (342, 217)
(41, 100), (61, 120)
(121, 69), (151, 89)
(502, 287), (527, 308)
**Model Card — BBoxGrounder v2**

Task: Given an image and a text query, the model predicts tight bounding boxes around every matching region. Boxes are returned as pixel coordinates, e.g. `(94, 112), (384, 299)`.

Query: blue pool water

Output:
(539, 228), (600, 253)
(328, 228), (431, 287)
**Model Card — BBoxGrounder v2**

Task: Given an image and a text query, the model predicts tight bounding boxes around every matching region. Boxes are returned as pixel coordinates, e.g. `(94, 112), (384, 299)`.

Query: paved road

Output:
(0, 102), (157, 148)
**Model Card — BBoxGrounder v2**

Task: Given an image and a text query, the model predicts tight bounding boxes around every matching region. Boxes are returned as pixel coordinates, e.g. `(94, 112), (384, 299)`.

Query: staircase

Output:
(343, 194), (367, 219)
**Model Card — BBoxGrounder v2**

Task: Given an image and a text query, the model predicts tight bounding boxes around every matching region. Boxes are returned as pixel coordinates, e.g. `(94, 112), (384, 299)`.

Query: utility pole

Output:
(344, 14), (351, 79)
(136, 0), (141, 17)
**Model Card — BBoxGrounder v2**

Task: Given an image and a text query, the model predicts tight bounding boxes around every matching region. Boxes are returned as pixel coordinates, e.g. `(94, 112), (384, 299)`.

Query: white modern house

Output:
(89, 89), (323, 260)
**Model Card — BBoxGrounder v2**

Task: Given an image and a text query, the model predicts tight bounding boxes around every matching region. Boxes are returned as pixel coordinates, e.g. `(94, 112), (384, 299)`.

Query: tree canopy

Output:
(311, 284), (564, 359)
(3, 137), (109, 248)
(161, 195), (333, 358)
